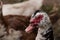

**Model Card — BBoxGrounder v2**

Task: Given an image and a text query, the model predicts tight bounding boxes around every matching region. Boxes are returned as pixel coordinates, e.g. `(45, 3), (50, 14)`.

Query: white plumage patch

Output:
(35, 12), (52, 40)
(2, 0), (43, 16)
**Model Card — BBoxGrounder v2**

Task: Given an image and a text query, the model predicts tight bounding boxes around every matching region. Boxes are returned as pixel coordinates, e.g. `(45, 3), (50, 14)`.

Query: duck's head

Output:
(25, 11), (44, 33)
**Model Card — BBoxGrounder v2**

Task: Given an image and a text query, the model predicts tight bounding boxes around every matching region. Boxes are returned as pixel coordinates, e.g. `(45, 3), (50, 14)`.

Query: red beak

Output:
(25, 24), (34, 33)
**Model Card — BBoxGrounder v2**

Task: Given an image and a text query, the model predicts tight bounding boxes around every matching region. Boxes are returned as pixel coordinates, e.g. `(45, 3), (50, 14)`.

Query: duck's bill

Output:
(25, 24), (34, 33)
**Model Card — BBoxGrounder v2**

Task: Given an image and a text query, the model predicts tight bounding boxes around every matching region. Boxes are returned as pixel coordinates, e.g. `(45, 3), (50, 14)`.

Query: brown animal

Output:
(3, 15), (37, 40)
(1, 13), (59, 40)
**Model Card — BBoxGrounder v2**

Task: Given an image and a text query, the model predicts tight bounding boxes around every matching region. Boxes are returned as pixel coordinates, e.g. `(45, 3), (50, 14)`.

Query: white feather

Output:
(32, 12), (52, 40)
(2, 0), (43, 16)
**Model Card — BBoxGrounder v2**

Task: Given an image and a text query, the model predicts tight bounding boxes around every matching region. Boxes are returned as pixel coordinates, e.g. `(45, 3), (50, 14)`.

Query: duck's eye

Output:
(33, 24), (38, 26)
(30, 21), (35, 24)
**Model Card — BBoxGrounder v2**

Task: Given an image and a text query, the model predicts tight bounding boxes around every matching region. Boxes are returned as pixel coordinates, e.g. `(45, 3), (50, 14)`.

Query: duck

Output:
(25, 10), (54, 40)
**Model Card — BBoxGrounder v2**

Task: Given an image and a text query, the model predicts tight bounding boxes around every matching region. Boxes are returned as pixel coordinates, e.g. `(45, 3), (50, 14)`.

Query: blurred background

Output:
(1, 0), (60, 40)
